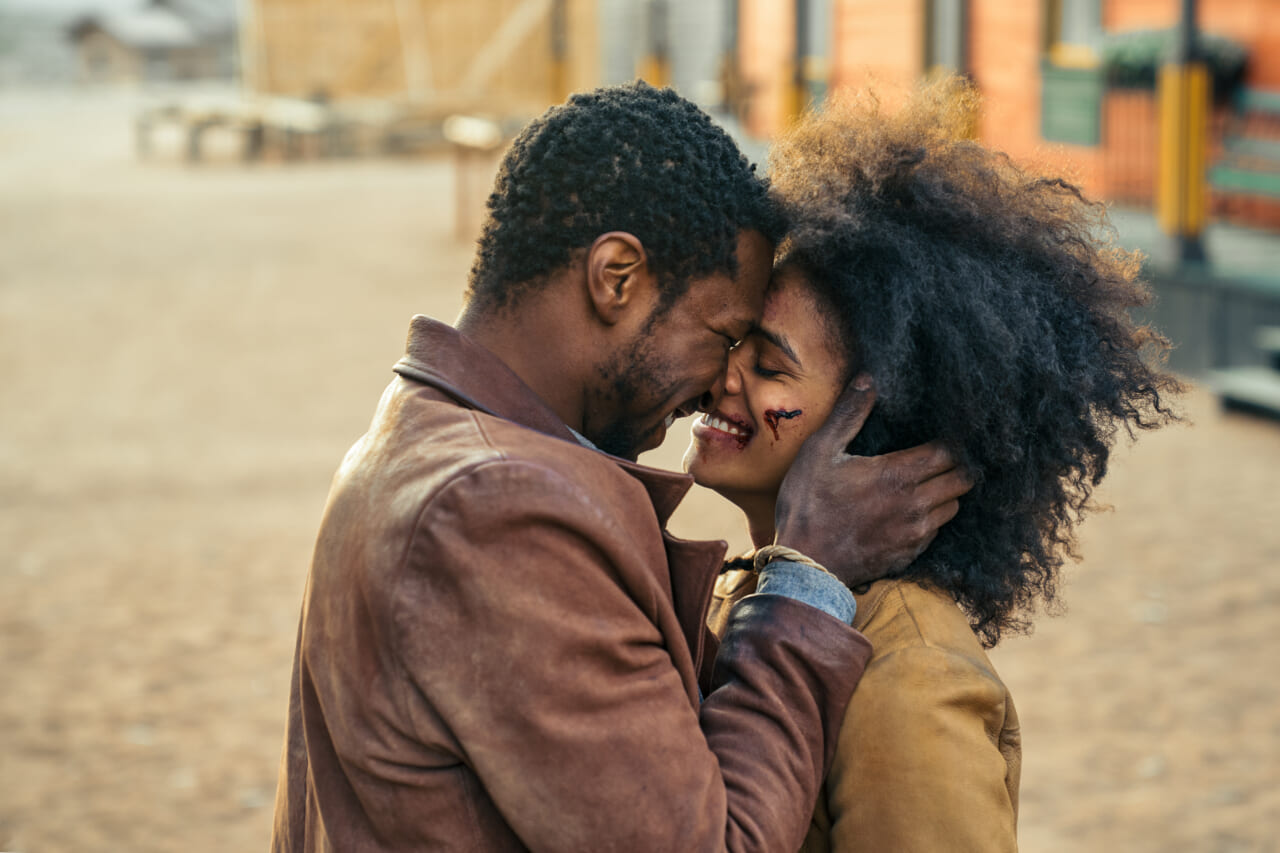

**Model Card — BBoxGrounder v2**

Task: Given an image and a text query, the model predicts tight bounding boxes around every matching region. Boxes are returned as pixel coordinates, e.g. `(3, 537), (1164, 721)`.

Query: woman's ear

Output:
(585, 231), (657, 326)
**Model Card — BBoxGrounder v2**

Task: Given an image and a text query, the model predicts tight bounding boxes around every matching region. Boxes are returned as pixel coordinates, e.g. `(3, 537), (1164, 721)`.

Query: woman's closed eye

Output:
(752, 361), (789, 380)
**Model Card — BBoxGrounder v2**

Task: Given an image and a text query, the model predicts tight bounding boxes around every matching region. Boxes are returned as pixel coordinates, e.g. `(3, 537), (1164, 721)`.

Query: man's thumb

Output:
(815, 373), (877, 451)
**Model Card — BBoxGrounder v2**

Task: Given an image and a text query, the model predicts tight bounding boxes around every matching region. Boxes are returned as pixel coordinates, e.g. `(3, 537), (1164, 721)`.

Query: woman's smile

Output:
(693, 410), (755, 448)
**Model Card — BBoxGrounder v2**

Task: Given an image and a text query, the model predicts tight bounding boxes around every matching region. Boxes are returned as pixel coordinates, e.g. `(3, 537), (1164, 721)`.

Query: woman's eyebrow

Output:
(752, 325), (801, 365)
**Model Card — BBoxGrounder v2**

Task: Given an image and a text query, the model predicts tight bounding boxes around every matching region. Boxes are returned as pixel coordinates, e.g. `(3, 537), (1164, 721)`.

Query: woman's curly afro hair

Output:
(467, 82), (784, 312)
(771, 77), (1183, 647)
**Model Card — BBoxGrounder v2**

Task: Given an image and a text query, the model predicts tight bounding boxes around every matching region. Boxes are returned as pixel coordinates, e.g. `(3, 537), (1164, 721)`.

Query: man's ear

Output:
(585, 232), (657, 326)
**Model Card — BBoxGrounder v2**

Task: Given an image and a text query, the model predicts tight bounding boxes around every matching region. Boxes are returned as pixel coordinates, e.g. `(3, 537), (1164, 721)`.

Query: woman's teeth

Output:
(703, 414), (746, 436)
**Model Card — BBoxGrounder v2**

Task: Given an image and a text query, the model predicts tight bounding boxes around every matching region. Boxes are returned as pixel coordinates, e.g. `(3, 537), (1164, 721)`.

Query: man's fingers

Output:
(903, 523), (942, 565)
(810, 373), (877, 452)
(879, 440), (960, 483)
(924, 497), (961, 531)
(917, 466), (975, 507)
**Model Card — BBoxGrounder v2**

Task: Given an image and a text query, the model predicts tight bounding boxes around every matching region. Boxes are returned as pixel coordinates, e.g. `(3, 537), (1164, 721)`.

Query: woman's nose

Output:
(699, 354), (745, 413)
(723, 350), (746, 396)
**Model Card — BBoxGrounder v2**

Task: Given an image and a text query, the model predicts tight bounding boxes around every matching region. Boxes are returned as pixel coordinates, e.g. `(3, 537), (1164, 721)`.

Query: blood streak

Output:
(763, 408), (803, 440)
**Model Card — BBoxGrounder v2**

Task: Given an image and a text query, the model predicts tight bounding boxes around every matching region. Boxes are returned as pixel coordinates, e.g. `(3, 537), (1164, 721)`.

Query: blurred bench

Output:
(136, 94), (265, 163)
(1211, 325), (1280, 420)
(1209, 88), (1280, 201)
(443, 114), (519, 242)
(136, 96), (397, 164)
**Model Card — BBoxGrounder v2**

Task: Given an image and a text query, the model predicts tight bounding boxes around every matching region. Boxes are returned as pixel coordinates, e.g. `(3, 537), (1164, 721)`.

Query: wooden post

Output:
(550, 0), (568, 103)
(639, 0), (670, 87)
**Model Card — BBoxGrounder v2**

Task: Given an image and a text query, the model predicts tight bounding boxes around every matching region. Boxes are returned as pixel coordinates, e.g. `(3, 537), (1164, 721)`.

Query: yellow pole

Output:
(1182, 63), (1209, 237)
(1156, 0), (1209, 264)
(1157, 63), (1209, 238)
(786, 0), (808, 126)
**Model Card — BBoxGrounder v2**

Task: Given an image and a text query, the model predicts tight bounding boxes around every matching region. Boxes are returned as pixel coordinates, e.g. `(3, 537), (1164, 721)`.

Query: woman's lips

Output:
(692, 411), (754, 449)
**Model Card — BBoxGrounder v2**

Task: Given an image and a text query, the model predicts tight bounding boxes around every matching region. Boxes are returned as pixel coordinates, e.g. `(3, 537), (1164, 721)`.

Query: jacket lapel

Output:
(395, 314), (730, 682)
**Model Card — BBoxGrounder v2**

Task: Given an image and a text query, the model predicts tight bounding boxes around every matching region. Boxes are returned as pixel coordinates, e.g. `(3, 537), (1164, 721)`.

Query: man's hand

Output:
(773, 375), (973, 589)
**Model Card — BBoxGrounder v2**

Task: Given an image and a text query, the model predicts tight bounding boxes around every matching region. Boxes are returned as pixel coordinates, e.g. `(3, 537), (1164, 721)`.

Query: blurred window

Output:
(1040, 0), (1103, 146)
(1044, 0), (1101, 68)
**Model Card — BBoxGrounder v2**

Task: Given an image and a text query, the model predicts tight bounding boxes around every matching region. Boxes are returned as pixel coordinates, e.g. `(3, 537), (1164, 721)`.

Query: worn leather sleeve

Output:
(394, 459), (872, 852)
(822, 645), (1018, 853)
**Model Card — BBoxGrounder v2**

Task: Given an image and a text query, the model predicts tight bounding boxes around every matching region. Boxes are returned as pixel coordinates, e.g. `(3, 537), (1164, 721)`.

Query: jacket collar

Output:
(393, 315), (694, 525)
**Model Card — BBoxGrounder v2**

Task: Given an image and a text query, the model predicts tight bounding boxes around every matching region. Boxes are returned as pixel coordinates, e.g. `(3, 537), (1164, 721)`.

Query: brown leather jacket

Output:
(711, 573), (1020, 852)
(271, 316), (873, 852)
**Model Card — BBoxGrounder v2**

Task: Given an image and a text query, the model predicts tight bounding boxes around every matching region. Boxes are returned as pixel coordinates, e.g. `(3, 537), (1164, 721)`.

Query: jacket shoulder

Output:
(337, 384), (650, 525)
(435, 411), (657, 518)
(857, 581), (995, 671)
(816, 581), (1021, 852)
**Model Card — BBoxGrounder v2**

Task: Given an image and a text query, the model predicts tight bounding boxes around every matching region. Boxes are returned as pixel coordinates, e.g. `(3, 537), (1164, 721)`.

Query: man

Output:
(271, 83), (968, 851)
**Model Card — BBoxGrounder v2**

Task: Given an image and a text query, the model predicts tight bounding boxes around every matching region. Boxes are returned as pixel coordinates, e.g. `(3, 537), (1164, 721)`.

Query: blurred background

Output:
(1, 0), (1278, 850)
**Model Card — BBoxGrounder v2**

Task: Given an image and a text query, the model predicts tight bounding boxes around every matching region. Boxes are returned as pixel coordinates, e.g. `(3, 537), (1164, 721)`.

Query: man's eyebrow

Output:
(751, 324), (800, 365)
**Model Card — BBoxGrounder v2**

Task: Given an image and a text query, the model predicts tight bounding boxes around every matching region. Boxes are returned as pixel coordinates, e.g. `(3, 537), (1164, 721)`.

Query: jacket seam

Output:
(386, 452), (642, 724)
(852, 582), (893, 632)
(895, 585), (930, 648)
(380, 409), (508, 753)
(865, 642), (1009, 749)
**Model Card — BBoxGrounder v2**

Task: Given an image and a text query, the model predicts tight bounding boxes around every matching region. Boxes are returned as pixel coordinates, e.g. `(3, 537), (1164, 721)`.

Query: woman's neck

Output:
(725, 490), (778, 551)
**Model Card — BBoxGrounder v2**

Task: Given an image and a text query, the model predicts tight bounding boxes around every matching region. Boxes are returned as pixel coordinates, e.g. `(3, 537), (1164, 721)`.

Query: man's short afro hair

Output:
(466, 82), (784, 312)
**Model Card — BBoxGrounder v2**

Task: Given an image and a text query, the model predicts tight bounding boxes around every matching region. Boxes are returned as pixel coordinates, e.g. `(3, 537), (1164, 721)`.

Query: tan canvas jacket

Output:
(710, 572), (1020, 852)
(270, 315), (873, 852)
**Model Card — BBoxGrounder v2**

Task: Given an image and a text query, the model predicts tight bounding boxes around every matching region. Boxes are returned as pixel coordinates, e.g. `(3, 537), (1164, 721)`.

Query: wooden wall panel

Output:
(246, 0), (598, 111)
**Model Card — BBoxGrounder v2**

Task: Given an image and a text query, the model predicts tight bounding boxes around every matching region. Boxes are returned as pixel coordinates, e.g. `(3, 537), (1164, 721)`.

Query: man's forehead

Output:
(679, 229), (773, 327)
(736, 229), (775, 274)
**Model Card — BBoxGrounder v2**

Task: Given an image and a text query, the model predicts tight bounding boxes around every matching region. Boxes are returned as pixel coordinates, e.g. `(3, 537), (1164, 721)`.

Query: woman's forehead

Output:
(760, 267), (847, 367)
(762, 269), (821, 324)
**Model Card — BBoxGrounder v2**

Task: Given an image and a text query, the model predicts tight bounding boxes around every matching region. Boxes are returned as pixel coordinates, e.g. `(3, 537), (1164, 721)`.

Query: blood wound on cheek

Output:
(763, 408), (802, 440)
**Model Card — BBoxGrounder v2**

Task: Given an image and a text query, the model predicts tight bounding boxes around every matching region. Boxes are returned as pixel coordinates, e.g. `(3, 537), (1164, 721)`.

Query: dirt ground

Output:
(2, 89), (1278, 852)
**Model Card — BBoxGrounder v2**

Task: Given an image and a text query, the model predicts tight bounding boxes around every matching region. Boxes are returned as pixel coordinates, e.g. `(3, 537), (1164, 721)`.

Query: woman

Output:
(687, 79), (1181, 851)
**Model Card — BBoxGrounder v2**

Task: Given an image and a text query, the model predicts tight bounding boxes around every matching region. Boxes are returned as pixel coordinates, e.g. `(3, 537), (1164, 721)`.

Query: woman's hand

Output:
(773, 375), (973, 589)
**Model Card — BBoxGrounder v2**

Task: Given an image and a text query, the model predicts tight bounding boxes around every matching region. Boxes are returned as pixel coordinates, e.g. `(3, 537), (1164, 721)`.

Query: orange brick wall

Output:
(828, 0), (923, 95)
(968, 0), (1102, 191)
(734, 0), (1275, 210)
(819, 0), (1103, 192)
(738, 0), (796, 137)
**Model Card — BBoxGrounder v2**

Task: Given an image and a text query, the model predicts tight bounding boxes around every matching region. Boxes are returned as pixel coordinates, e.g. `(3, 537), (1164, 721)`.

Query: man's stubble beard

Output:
(590, 330), (673, 461)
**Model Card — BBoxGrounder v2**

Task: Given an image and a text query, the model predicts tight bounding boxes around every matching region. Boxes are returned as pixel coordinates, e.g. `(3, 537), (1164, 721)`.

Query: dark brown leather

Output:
(271, 316), (873, 852)
(711, 573), (1021, 852)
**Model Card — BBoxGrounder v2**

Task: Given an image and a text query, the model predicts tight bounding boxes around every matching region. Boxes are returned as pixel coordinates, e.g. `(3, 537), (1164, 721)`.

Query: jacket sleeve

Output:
(394, 459), (872, 852)
(821, 644), (1019, 853)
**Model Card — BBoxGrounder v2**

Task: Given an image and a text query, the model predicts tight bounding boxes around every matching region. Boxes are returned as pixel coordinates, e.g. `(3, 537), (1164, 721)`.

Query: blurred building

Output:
(0, 6), (80, 86)
(68, 0), (238, 84)
(730, 0), (1280, 228)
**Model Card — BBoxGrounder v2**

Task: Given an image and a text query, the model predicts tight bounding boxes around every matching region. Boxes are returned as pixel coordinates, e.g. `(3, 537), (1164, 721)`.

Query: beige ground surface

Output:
(2, 89), (1278, 852)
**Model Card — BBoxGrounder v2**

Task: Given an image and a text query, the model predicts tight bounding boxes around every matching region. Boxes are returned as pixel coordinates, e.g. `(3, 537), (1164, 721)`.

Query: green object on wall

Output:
(1102, 28), (1247, 101)
(1041, 61), (1104, 146)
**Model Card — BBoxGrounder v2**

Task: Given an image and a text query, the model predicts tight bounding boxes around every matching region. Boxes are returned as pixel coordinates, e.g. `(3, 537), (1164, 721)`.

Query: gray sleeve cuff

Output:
(755, 560), (857, 625)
